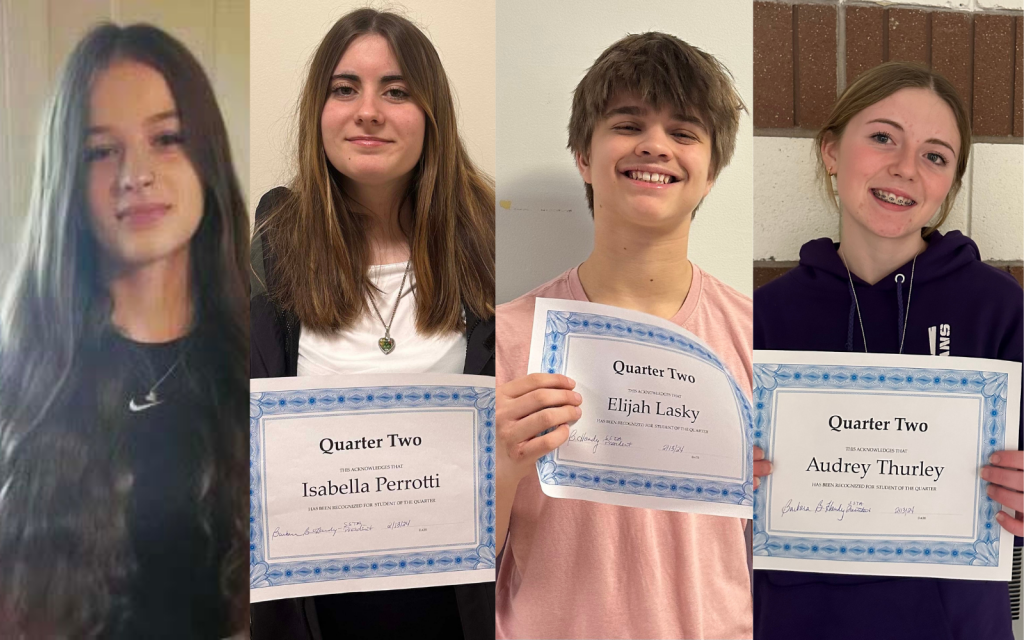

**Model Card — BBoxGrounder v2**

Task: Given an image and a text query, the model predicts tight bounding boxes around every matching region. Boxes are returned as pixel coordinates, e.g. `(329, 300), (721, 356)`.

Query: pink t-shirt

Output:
(496, 264), (753, 640)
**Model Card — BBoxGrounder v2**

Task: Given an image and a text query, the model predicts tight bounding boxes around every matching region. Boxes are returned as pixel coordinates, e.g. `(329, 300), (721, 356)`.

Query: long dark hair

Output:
(256, 8), (495, 334)
(0, 24), (248, 637)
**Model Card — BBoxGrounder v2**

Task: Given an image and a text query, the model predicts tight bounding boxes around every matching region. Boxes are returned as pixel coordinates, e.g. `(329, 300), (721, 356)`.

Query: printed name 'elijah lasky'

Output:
(608, 397), (700, 423)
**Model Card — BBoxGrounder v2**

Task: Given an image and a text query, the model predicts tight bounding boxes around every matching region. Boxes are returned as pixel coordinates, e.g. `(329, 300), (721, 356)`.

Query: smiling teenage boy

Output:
(495, 33), (752, 638)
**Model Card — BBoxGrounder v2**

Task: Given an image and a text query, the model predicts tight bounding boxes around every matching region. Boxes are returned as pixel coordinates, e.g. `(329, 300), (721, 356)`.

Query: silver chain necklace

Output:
(839, 247), (916, 354)
(128, 348), (186, 412)
(367, 260), (412, 355)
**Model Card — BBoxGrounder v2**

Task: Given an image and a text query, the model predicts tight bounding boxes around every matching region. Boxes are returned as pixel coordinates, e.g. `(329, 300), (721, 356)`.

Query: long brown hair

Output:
(258, 8), (494, 334)
(815, 62), (971, 235)
(0, 24), (248, 637)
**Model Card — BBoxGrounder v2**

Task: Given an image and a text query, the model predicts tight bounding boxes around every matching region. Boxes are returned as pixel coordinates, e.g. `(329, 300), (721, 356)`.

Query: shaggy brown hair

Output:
(815, 62), (971, 235)
(567, 32), (746, 215)
(257, 8), (494, 334)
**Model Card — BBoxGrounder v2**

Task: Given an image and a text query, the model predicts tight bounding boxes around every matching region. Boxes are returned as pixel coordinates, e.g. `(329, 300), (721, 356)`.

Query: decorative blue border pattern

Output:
(535, 310), (754, 506)
(250, 385), (495, 590)
(752, 363), (1008, 566)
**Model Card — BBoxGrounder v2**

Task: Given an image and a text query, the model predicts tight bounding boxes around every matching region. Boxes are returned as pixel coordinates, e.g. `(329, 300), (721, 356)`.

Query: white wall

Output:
(496, 0), (755, 304)
(0, 0), (250, 287)
(248, 0), (496, 221)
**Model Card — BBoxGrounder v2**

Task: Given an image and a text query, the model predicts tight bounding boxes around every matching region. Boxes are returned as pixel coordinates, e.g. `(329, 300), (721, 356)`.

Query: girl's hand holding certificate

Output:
(981, 450), (1024, 536)
(752, 351), (1020, 580)
(753, 445), (772, 490)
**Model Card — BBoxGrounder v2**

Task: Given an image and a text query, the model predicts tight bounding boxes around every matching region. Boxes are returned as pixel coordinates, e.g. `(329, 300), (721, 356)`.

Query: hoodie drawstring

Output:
(846, 279), (857, 352)
(841, 252), (916, 354)
(895, 273), (906, 345)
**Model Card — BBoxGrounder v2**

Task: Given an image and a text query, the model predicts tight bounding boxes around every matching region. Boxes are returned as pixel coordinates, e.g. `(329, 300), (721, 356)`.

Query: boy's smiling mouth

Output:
(621, 167), (680, 185)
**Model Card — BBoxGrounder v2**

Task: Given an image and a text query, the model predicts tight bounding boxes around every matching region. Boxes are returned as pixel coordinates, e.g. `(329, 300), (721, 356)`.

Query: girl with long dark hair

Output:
(0, 24), (249, 638)
(249, 8), (495, 640)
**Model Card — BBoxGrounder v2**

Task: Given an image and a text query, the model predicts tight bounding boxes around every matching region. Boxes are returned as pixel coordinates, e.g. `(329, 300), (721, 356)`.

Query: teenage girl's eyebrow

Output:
(866, 117), (903, 131)
(866, 117), (957, 158)
(330, 73), (405, 83)
(86, 110), (180, 136)
(146, 110), (180, 125)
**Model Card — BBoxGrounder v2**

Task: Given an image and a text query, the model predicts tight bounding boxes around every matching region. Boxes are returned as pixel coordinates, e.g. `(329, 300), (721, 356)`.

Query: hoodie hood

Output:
(755, 228), (1022, 359)
(797, 229), (981, 289)
(793, 230), (986, 352)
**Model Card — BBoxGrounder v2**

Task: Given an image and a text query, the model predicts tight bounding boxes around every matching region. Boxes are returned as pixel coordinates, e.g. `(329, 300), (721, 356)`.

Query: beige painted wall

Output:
(249, 0), (496, 222)
(0, 0), (250, 287)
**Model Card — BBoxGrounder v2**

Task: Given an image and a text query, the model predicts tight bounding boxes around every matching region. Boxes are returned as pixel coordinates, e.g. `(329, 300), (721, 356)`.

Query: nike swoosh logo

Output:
(129, 398), (163, 412)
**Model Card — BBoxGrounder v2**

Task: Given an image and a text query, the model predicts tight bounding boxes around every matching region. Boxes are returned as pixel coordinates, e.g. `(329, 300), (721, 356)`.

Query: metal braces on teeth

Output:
(873, 189), (915, 206)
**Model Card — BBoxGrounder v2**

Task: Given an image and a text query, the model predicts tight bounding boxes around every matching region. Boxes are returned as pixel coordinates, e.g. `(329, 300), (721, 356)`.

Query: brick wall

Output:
(753, 1), (1024, 137)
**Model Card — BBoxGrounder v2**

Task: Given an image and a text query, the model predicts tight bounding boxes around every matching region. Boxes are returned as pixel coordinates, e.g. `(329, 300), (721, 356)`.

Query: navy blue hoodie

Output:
(753, 230), (1023, 640)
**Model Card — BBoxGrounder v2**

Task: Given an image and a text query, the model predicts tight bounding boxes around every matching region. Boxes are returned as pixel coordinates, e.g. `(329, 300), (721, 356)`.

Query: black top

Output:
(249, 187), (496, 640)
(108, 333), (230, 639)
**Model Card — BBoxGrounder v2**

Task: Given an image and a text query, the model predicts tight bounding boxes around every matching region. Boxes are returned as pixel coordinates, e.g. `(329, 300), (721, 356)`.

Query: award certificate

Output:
(753, 351), (1021, 580)
(250, 373), (495, 602)
(528, 298), (753, 517)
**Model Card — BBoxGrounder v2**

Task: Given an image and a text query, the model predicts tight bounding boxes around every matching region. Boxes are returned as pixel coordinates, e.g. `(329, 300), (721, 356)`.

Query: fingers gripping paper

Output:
(527, 298), (753, 517)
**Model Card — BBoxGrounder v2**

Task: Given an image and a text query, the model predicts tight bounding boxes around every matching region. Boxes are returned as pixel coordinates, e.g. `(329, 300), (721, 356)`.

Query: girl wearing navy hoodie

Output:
(753, 62), (1023, 640)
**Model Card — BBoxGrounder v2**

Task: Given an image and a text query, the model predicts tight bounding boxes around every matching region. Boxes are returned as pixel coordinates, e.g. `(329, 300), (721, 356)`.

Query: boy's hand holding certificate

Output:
(752, 350), (1021, 580)
(527, 298), (754, 517)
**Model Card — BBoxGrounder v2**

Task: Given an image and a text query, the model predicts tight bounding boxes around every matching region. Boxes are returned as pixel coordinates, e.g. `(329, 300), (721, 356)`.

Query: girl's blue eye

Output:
(871, 132), (892, 144)
(925, 152), (947, 166)
(84, 146), (116, 162)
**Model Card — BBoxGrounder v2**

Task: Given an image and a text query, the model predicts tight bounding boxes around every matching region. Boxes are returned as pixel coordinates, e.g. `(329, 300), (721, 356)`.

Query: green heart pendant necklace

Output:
(368, 260), (411, 355)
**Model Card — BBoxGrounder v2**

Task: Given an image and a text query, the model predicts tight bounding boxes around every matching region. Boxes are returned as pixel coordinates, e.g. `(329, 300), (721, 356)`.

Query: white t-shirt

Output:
(297, 261), (467, 376)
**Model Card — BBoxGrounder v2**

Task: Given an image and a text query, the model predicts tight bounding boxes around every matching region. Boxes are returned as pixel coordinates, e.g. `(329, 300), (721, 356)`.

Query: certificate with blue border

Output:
(752, 351), (1020, 580)
(250, 373), (495, 602)
(528, 298), (754, 517)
